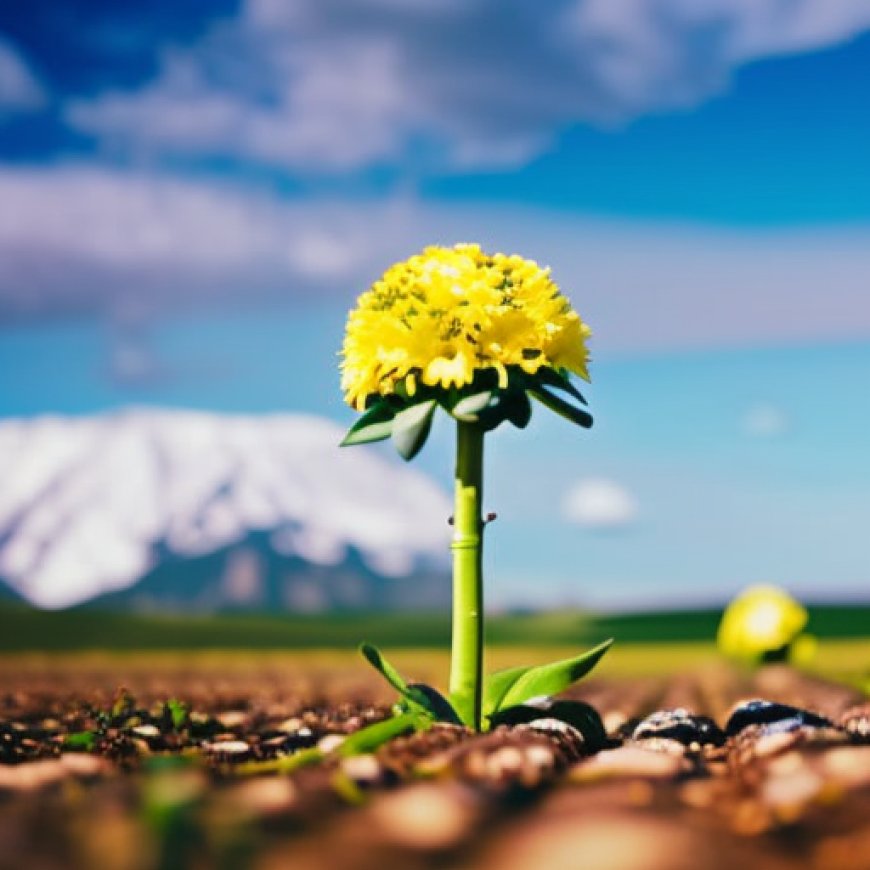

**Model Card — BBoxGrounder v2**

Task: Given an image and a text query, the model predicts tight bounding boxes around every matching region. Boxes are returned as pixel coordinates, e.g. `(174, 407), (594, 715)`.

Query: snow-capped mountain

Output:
(0, 409), (451, 610)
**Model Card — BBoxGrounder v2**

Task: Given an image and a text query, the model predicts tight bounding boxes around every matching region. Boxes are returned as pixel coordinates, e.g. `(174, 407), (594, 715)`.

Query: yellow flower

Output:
(717, 585), (812, 664)
(340, 244), (591, 410)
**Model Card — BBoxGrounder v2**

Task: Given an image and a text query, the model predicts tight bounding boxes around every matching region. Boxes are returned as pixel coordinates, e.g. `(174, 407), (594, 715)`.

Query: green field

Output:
(0, 602), (867, 652)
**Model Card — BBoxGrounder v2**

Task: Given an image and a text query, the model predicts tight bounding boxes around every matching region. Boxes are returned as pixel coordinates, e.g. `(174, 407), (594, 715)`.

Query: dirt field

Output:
(1, 651), (869, 870)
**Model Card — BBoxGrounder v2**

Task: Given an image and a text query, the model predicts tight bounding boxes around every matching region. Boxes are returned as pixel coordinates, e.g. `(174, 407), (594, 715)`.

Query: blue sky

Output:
(1, 0), (869, 609)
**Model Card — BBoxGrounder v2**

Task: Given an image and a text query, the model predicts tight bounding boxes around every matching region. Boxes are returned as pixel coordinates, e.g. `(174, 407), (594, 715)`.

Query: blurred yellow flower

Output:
(717, 585), (813, 665)
(340, 244), (591, 410)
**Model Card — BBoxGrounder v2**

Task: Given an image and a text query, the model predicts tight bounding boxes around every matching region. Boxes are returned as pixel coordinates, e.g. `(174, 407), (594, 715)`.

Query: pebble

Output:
(0, 759), (69, 791)
(520, 717), (587, 760)
(629, 737), (689, 757)
(202, 740), (250, 757)
(0, 754), (109, 791)
(603, 711), (629, 735)
(632, 708), (725, 747)
(730, 724), (803, 770)
(217, 711), (249, 729)
(131, 725), (160, 739)
(724, 699), (832, 737)
(568, 745), (689, 782)
(839, 704), (870, 741)
(761, 766), (825, 821)
(480, 813), (707, 870)
(60, 753), (110, 776)
(340, 754), (384, 786)
(823, 746), (870, 788)
(370, 783), (477, 851)
(229, 777), (296, 815)
(317, 734), (346, 754)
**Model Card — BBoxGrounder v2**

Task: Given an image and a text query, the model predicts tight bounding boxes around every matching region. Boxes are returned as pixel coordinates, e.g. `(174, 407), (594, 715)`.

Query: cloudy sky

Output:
(1, 0), (869, 609)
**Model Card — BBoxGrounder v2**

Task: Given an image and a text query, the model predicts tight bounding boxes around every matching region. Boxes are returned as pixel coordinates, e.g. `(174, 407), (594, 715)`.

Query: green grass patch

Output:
(0, 602), (867, 653)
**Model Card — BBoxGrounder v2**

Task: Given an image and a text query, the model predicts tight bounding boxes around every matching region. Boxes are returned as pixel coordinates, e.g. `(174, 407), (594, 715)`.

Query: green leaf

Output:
(528, 386), (593, 429)
(166, 698), (188, 730)
(330, 769), (367, 804)
(338, 712), (426, 756)
(504, 389), (532, 429)
(360, 642), (410, 695)
(534, 367), (588, 405)
(482, 665), (532, 719)
(391, 400), (436, 460)
(340, 400), (397, 447)
(64, 730), (96, 751)
(360, 643), (461, 723)
(450, 390), (493, 422)
(406, 684), (463, 726)
(237, 746), (324, 776)
(496, 639), (613, 711)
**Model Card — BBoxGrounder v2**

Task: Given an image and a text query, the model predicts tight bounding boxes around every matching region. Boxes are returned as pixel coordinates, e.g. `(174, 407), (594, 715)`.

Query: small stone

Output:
(839, 704), (870, 741)
(370, 783), (476, 850)
(203, 740), (250, 757)
(730, 798), (773, 836)
(317, 734), (346, 753)
(680, 779), (718, 809)
(340, 753), (383, 785)
(131, 725), (160, 738)
(762, 767), (824, 821)
(725, 699), (831, 737)
(217, 711), (249, 729)
(60, 753), (109, 777)
(481, 813), (703, 870)
(632, 708), (725, 747)
(824, 746), (870, 788)
(568, 746), (689, 782)
(485, 746), (525, 779)
(0, 759), (67, 791)
(524, 743), (558, 771)
(630, 737), (688, 756)
(603, 711), (628, 735)
(230, 777), (296, 815)
(520, 718), (586, 759)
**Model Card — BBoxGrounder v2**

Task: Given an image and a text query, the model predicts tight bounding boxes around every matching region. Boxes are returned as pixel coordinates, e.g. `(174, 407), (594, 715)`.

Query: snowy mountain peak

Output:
(0, 409), (451, 608)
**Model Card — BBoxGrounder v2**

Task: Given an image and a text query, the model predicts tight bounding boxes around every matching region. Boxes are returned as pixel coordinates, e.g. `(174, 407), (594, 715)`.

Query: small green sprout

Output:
(166, 698), (189, 731)
(63, 730), (97, 752)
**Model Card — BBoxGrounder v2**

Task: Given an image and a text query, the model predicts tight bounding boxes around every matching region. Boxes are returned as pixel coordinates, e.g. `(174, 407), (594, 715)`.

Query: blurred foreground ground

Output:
(1, 646), (870, 870)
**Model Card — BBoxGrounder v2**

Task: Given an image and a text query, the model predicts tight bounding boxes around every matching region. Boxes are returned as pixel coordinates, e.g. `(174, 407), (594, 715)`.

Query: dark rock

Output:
(839, 704), (870, 742)
(724, 699), (832, 737)
(488, 698), (607, 750)
(632, 708), (725, 747)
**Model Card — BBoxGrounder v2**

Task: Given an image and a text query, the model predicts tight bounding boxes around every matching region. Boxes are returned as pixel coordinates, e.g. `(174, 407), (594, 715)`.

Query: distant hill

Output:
(85, 534), (450, 614)
(0, 408), (451, 612)
(0, 578), (22, 603)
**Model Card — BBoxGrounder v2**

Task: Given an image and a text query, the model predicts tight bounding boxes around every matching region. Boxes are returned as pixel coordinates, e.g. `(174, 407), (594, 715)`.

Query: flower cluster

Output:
(341, 244), (591, 410)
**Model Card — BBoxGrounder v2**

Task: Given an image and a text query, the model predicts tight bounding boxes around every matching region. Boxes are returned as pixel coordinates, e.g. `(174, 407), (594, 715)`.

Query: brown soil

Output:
(1, 659), (869, 870)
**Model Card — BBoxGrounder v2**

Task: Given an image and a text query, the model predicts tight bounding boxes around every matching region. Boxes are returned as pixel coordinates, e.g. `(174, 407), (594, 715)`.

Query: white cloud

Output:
(2, 163), (870, 353)
(64, 0), (870, 172)
(0, 37), (45, 117)
(742, 403), (790, 438)
(562, 478), (638, 529)
(0, 165), (388, 318)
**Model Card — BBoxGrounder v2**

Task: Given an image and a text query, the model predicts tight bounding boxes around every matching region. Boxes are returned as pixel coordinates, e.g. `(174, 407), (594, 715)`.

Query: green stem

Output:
(449, 421), (485, 731)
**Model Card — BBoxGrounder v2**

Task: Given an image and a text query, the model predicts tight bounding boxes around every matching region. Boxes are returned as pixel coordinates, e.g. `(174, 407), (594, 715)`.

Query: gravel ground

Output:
(1, 658), (869, 870)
